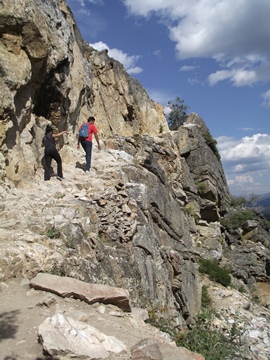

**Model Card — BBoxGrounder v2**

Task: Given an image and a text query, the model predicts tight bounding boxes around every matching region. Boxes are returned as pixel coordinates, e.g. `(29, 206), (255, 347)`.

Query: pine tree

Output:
(167, 97), (189, 130)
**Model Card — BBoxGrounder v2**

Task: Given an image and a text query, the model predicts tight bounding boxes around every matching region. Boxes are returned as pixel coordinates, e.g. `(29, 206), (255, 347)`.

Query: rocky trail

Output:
(1, 143), (270, 359)
(0, 144), (203, 359)
(0, 275), (175, 360)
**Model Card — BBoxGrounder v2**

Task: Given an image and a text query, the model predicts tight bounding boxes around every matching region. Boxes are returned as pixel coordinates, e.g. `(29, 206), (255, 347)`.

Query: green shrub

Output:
(230, 194), (259, 208)
(262, 218), (270, 230)
(238, 285), (247, 294)
(196, 181), (207, 195)
(175, 309), (238, 360)
(230, 195), (248, 207)
(46, 226), (61, 239)
(147, 304), (240, 360)
(183, 203), (196, 216)
(221, 210), (254, 229)
(199, 259), (231, 287)
(201, 285), (212, 308)
(146, 307), (176, 338)
(202, 131), (221, 161)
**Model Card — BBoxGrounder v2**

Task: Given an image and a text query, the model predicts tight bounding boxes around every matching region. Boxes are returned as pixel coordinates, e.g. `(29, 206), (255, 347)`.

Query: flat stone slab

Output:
(30, 273), (131, 312)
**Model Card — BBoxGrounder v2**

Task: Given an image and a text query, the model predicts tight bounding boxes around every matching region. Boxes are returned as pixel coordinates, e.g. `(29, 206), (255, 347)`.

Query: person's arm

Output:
(94, 133), (101, 150)
(52, 130), (69, 138)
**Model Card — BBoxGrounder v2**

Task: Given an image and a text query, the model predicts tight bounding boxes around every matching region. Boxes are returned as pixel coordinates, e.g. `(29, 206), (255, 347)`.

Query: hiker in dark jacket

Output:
(42, 125), (69, 181)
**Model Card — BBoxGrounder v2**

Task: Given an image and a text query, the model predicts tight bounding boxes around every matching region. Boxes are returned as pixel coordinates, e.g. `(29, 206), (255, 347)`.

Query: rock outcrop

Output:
(0, 0), (168, 183)
(1, 0), (270, 359)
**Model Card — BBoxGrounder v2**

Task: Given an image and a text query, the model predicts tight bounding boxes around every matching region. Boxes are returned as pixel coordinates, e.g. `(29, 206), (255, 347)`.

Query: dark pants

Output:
(81, 140), (92, 171)
(44, 148), (63, 180)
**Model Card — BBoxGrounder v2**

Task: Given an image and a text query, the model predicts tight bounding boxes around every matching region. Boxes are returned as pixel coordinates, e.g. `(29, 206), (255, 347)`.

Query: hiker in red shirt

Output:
(77, 116), (101, 173)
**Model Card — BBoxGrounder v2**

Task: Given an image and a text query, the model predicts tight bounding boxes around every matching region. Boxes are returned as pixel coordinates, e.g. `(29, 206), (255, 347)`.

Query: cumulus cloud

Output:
(122, 0), (270, 87)
(90, 41), (143, 74)
(217, 134), (270, 194)
(217, 134), (270, 164)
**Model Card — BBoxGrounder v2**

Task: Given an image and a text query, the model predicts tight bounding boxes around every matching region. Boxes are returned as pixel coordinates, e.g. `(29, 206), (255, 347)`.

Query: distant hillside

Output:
(256, 193), (270, 205)
(260, 206), (270, 221)
(252, 193), (270, 220)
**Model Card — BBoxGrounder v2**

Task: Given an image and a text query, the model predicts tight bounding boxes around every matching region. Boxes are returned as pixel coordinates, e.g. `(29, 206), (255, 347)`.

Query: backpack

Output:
(79, 123), (89, 139)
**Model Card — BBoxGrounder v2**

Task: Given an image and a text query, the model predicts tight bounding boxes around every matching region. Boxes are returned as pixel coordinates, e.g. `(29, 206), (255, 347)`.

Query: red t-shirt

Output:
(79, 123), (98, 142)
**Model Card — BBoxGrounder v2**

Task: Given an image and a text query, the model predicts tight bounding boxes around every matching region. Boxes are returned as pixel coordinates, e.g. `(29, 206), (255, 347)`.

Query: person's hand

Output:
(98, 144), (101, 150)
(77, 144), (80, 149)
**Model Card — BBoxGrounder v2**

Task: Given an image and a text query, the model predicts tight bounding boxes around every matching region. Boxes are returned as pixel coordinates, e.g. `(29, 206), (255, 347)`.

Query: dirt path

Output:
(0, 277), (167, 360)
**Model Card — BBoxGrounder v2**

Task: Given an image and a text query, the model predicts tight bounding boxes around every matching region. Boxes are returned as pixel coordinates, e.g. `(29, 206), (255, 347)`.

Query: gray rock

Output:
(131, 339), (205, 360)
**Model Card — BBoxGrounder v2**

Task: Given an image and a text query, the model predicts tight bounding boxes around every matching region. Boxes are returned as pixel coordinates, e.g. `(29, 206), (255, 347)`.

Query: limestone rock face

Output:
(0, 0), (168, 183)
(88, 48), (167, 137)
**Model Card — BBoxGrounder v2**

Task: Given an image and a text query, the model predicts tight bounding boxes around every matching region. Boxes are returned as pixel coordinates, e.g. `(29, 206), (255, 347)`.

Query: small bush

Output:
(262, 218), (270, 230)
(221, 210), (254, 229)
(183, 203), (196, 216)
(46, 226), (61, 239)
(230, 195), (248, 207)
(147, 303), (240, 360)
(202, 131), (221, 161)
(175, 310), (238, 360)
(201, 285), (212, 308)
(196, 181), (207, 195)
(238, 285), (247, 294)
(230, 194), (260, 209)
(199, 259), (231, 287)
(146, 307), (176, 338)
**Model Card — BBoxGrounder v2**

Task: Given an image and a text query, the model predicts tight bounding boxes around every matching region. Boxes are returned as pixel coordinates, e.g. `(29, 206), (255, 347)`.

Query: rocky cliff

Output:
(1, 1), (270, 359)
(0, 0), (167, 183)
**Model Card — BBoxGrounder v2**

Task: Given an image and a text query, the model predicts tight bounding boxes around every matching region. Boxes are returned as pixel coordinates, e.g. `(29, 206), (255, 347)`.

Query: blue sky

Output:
(66, 0), (270, 196)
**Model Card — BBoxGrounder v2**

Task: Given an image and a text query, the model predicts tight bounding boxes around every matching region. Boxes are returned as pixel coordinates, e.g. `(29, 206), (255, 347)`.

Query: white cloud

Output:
(147, 89), (172, 105)
(69, 0), (102, 9)
(121, 0), (270, 87)
(90, 41), (143, 74)
(217, 134), (270, 163)
(262, 89), (270, 108)
(179, 65), (198, 72)
(241, 127), (257, 132)
(217, 133), (270, 194)
(228, 175), (255, 186)
(153, 49), (162, 57)
(187, 77), (202, 86)
(128, 67), (144, 74)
